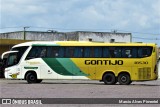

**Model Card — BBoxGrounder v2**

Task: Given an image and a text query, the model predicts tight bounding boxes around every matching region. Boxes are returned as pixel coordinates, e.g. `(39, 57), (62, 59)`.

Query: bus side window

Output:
(94, 47), (102, 58)
(65, 47), (75, 58)
(58, 47), (64, 57)
(122, 48), (132, 58)
(138, 47), (152, 58)
(74, 47), (83, 58)
(115, 47), (121, 58)
(84, 47), (91, 58)
(109, 47), (115, 58)
(47, 47), (52, 57)
(132, 47), (138, 58)
(39, 47), (47, 58)
(26, 46), (47, 59)
(138, 47), (143, 58)
(109, 47), (122, 58)
(47, 47), (59, 58)
(103, 47), (110, 58)
(26, 47), (38, 59)
(145, 47), (152, 57)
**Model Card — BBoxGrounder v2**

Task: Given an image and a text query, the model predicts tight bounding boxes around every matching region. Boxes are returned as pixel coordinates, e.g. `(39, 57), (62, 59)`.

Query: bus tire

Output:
(118, 73), (131, 85)
(26, 73), (37, 84)
(36, 79), (43, 83)
(103, 73), (116, 85)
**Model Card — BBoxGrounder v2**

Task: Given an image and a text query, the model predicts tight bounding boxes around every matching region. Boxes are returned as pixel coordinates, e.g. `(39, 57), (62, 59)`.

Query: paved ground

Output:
(0, 79), (160, 107)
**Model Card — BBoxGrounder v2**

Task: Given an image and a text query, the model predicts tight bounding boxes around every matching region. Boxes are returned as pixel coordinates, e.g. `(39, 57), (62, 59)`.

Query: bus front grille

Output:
(138, 67), (151, 80)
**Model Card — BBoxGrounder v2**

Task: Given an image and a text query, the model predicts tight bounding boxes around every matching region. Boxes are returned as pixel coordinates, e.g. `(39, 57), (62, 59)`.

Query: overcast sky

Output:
(0, 0), (160, 44)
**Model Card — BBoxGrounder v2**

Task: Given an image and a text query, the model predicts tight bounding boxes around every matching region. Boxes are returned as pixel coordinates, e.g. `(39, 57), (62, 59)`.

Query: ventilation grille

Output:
(138, 67), (151, 80)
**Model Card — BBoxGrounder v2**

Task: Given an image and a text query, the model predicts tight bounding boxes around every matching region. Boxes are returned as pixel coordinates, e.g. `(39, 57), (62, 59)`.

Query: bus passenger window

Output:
(109, 49), (115, 58)
(65, 47), (75, 58)
(103, 47), (110, 58)
(39, 47), (47, 58)
(47, 47), (52, 57)
(132, 47), (138, 58)
(138, 47), (152, 58)
(26, 47), (38, 59)
(108, 47), (114, 58)
(115, 47), (121, 58)
(53, 50), (59, 57)
(26, 46), (47, 59)
(143, 48), (152, 57)
(108, 47), (122, 58)
(58, 47), (64, 57)
(94, 47), (102, 58)
(47, 47), (60, 58)
(74, 47), (83, 58)
(122, 48), (132, 58)
(84, 47), (91, 58)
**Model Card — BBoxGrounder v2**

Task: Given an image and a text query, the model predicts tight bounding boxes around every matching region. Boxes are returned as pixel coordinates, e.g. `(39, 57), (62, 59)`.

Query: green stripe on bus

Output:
(56, 58), (88, 76)
(42, 58), (88, 76)
(24, 67), (38, 69)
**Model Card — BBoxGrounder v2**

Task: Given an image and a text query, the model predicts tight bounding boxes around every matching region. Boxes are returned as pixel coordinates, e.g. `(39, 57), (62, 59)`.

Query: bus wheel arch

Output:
(25, 71), (38, 84)
(118, 72), (131, 85)
(102, 71), (117, 85)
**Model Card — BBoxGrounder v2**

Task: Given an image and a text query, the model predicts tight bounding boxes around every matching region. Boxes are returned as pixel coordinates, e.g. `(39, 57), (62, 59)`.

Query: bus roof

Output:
(12, 41), (157, 48)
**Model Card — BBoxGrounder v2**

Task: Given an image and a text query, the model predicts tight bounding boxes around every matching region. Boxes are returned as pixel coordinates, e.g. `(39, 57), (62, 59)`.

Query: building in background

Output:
(0, 31), (132, 55)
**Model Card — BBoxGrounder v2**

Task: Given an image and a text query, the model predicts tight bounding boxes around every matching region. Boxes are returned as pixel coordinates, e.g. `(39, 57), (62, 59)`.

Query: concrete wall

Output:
(78, 32), (131, 42)
(25, 32), (67, 41)
(0, 32), (24, 40)
(0, 31), (78, 41)
(0, 31), (132, 42)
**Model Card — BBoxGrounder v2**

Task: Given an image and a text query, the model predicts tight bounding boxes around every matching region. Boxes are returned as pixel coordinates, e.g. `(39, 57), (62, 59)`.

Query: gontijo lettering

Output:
(85, 60), (123, 65)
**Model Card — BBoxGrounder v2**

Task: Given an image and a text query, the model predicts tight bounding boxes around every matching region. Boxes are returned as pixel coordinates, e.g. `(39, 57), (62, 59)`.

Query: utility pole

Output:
(23, 26), (29, 40)
(111, 29), (117, 33)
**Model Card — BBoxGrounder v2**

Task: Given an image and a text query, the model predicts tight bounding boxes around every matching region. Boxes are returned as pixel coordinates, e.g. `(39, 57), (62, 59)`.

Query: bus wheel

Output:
(26, 73), (37, 84)
(118, 73), (131, 85)
(36, 79), (43, 83)
(103, 73), (116, 85)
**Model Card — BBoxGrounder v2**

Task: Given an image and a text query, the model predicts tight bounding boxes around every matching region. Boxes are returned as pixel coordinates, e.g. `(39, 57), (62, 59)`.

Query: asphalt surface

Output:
(0, 79), (160, 107)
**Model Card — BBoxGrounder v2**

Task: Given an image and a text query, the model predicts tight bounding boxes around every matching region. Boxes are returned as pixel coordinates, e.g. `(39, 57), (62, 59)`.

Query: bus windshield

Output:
(6, 46), (29, 67)
(7, 52), (18, 67)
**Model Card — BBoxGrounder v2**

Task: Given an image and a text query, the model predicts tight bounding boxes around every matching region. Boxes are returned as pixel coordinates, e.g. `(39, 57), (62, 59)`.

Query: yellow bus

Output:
(1, 41), (158, 85)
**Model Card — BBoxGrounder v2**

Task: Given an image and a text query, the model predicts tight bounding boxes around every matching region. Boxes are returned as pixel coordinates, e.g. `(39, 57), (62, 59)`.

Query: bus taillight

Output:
(154, 65), (157, 74)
